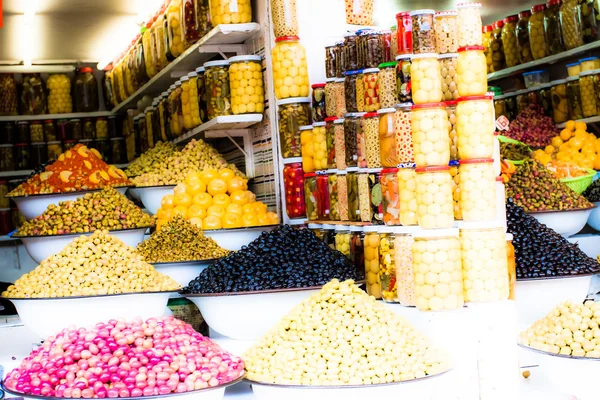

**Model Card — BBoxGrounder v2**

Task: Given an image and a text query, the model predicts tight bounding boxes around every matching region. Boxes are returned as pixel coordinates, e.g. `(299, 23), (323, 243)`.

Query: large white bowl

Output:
(151, 260), (216, 287)
(529, 207), (594, 237)
(185, 287), (320, 340)
(10, 187), (129, 220)
(136, 185), (176, 215)
(515, 274), (593, 330)
(587, 201), (600, 231)
(6, 291), (173, 339)
(13, 227), (151, 264)
(203, 225), (278, 251)
(519, 344), (600, 400)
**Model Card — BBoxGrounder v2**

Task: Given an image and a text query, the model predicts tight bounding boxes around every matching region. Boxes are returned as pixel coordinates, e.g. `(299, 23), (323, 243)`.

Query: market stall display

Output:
(503, 104), (560, 147)
(125, 141), (177, 177)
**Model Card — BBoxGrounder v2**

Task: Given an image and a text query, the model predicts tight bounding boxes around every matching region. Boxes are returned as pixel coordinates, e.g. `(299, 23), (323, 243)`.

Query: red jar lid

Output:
(304, 172), (316, 178)
(504, 15), (519, 23)
(396, 11), (410, 18)
(494, 20), (504, 29)
(381, 168), (399, 174)
(0, 180), (6, 184)
(483, 25), (493, 33)
(531, 3), (546, 12)
(312, 83), (326, 89)
(415, 165), (450, 173)
(363, 112), (379, 118)
(445, 100), (458, 106)
(15, 143), (29, 147)
(518, 10), (532, 18)
(80, 67), (93, 73)
(275, 36), (300, 42)
(547, 0), (561, 6)
(324, 117), (337, 122)
(44, 120), (54, 123)
(458, 45), (485, 52)
(459, 158), (494, 164)
(411, 102), (446, 110)
(457, 94), (494, 102)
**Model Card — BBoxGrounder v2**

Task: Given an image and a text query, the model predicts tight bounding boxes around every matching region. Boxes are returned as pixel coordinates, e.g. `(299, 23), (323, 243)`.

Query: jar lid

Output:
(15, 143), (29, 147)
(327, 168), (338, 174)
(580, 56), (599, 62)
(483, 25), (493, 32)
(79, 67), (93, 73)
(411, 102), (446, 110)
(168, 85), (175, 90)
(347, 167), (359, 172)
(363, 68), (380, 74)
(110, 137), (125, 141)
(335, 225), (350, 231)
(381, 167), (399, 173)
(378, 61), (398, 69)
(458, 158), (494, 164)
(457, 220), (506, 230)
(304, 172), (316, 177)
(283, 157), (302, 164)
(313, 121), (326, 127)
(522, 70), (547, 76)
(322, 224), (336, 230)
(175, 81), (182, 86)
(307, 223), (322, 228)
(363, 225), (381, 232)
(393, 226), (419, 234)
(409, 9), (435, 16)
(580, 68), (600, 77)
(344, 112), (365, 118)
(377, 107), (396, 115)
(336, 170), (347, 175)
(228, 55), (262, 63)
(506, 233), (514, 241)
(277, 97), (311, 106)
(414, 228), (459, 238)
(445, 100), (458, 106)
(334, 118), (345, 124)
(457, 94), (493, 102)
(493, 20), (504, 29)
(326, 77), (337, 83)
(311, 83), (326, 88)
(546, 0), (561, 5)
(31, 141), (47, 145)
(0, 144), (13, 148)
(357, 168), (369, 173)
(395, 54), (413, 61)
(299, 125), (313, 131)
(334, 78), (346, 83)
(363, 112), (378, 118)
(415, 165), (450, 173)
(566, 61), (581, 67)
(203, 60), (231, 68)
(396, 11), (411, 18)
(324, 117), (337, 122)
(275, 35), (300, 42)
(448, 160), (459, 167)
(518, 10), (532, 18)
(504, 15), (519, 23)
(17, 121), (29, 125)
(368, 168), (383, 173)
(411, 53), (438, 60)
(187, 72), (197, 78)
(47, 141), (62, 144)
(377, 225), (395, 233)
(195, 67), (205, 73)
(531, 4), (546, 12)
(457, 2), (481, 8)
(395, 102), (413, 110)
(436, 11), (457, 17)
(180, 76), (189, 82)
(457, 45), (485, 52)
(496, 176), (505, 182)
(398, 162), (416, 168)
(144, 106), (154, 112)
(161, 91), (169, 97)
(565, 76), (579, 82)
(438, 53), (458, 59)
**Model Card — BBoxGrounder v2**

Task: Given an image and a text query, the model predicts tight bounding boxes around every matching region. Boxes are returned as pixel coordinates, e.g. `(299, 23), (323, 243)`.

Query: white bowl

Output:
(13, 227), (151, 264)
(128, 187), (141, 202)
(515, 275), (593, 330)
(10, 187), (129, 220)
(203, 225), (277, 251)
(529, 207), (594, 237)
(151, 260), (215, 287)
(185, 287), (320, 340)
(519, 345), (600, 400)
(587, 201), (600, 231)
(136, 185), (176, 215)
(6, 291), (173, 339)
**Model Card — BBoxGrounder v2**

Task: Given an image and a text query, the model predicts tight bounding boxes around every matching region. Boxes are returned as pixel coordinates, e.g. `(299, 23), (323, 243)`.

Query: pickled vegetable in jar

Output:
(381, 168), (400, 225)
(283, 161), (306, 219)
(439, 53), (458, 101)
(378, 227), (397, 302)
(457, 2), (483, 47)
(315, 172), (330, 219)
(169, 83), (184, 137)
(0, 144), (14, 171)
(333, 78), (347, 117)
(322, 225), (336, 248)
(20, 74), (47, 115)
(363, 112), (381, 168)
(580, 69), (600, 118)
(545, 0), (566, 55)
(411, 54), (442, 104)
(126, 46), (139, 95)
(0, 74), (17, 115)
(325, 79), (337, 117)
(74, 68), (99, 113)
(325, 44), (337, 79)
(363, 227), (382, 298)
(567, 61), (581, 77)
(362, 68), (380, 112)
(325, 117), (337, 169)
(142, 21), (157, 79)
(357, 169), (372, 222)
(483, 25), (493, 73)
(415, 165), (454, 229)
(457, 46), (487, 97)
(377, 62), (399, 109)
(580, 0), (600, 43)
(152, 13), (169, 72)
(312, 122), (328, 171)
(393, 227), (415, 306)
(446, 101), (458, 160)
(365, 30), (386, 69)
(112, 61), (127, 104)
(394, 105), (414, 164)
(335, 41), (345, 78)
(211, 0), (252, 24)
(529, 4), (548, 60)
(167, 0), (188, 57)
(515, 89), (531, 114)
(144, 107), (155, 149)
(458, 159), (496, 221)
(347, 168), (360, 221)
(229, 55), (264, 115)
(272, 36), (309, 100)
(411, 102), (450, 167)
(410, 9), (436, 54)
(566, 76), (584, 120)
(29, 121), (44, 143)
(356, 72), (366, 112)
(456, 95), (495, 159)
(279, 98), (312, 159)
(377, 108), (399, 167)
(396, 55), (412, 104)
(507, 234), (516, 300)
(336, 171), (349, 221)
(460, 224), (509, 303)
(489, 20), (507, 72)
(344, 33), (359, 72)
(311, 83), (327, 122)
(43, 120), (56, 142)
(304, 173), (317, 220)
(435, 11), (458, 54)
(195, 67), (208, 123)
(335, 225), (351, 257)
(15, 143), (30, 170)
(390, 25), (398, 60)
(31, 142), (47, 167)
(580, 56), (600, 72)
(181, 73), (201, 130)
(102, 69), (115, 109)
(344, 0), (374, 26)
(369, 168), (384, 222)
(46, 74), (72, 114)
(133, 35), (149, 89)
(182, 0), (200, 44)
(343, 113), (361, 167)
(560, 0), (585, 49)
(16, 121), (29, 143)
(396, 12), (413, 56)
(516, 10), (533, 64)
(82, 119), (95, 140)
(398, 164), (417, 225)
(333, 118), (346, 170)
(301, 126), (315, 173)
(204, 60), (232, 119)
(450, 161), (461, 220)
(501, 15), (520, 68)
(328, 170), (340, 221)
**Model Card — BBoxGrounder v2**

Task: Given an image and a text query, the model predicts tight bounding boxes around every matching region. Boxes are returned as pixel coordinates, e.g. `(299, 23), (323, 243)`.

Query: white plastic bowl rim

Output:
(150, 258), (221, 266)
(527, 205), (597, 215)
(3, 290), (178, 301)
(515, 271), (598, 282)
(201, 224), (280, 234)
(133, 184), (177, 190)
(518, 343), (600, 362)
(183, 280), (365, 297)
(7, 186), (131, 199)
(10, 226), (153, 239)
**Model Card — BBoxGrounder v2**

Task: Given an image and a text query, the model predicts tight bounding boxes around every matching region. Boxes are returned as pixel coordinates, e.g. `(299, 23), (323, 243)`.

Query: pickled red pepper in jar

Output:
(394, 105), (414, 164)
(337, 170), (349, 221)
(363, 112), (381, 168)
(272, 36), (310, 100)
(459, 158), (496, 221)
(283, 161), (306, 219)
(411, 54), (443, 104)
(325, 117), (337, 169)
(411, 102), (450, 167)
(363, 227), (382, 298)
(398, 164), (418, 225)
(501, 15), (520, 68)
(333, 118), (346, 170)
(456, 95), (495, 159)
(396, 55), (412, 104)
(378, 108), (400, 167)
(434, 11), (458, 54)
(381, 168), (400, 225)
(415, 165), (454, 229)
(315, 172), (330, 219)
(396, 12), (413, 56)
(457, 2), (483, 47)
(457, 46), (487, 97)
(363, 68), (380, 112)
(378, 228), (398, 302)
(516, 10), (533, 64)
(304, 173), (317, 220)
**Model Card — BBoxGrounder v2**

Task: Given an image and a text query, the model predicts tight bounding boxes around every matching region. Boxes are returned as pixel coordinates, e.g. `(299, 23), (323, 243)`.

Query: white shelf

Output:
(172, 114), (263, 145)
(487, 40), (600, 82)
(0, 163), (129, 179)
(0, 234), (18, 242)
(0, 111), (114, 122)
(112, 23), (261, 113)
(556, 116), (600, 129)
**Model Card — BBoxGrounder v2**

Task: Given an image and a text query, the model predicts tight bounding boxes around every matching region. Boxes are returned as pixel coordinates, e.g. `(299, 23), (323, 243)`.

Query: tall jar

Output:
(394, 226), (416, 306)
(396, 12), (413, 56)
(333, 118), (346, 170)
(0, 74), (18, 115)
(457, 46), (487, 97)
(566, 76), (584, 120)
(137, 114), (149, 153)
(304, 172), (317, 220)
(47, 74), (72, 114)
(335, 41), (346, 78)
(350, 225), (364, 276)
(344, 0), (374, 26)
(378, 108), (399, 167)
(529, 4), (548, 60)
(325, 117), (337, 169)
(560, 0), (585, 50)
(357, 169), (372, 222)
(460, 224), (509, 303)
(325, 79), (337, 117)
(411, 102), (449, 167)
(483, 25), (493, 73)
(20, 74), (47, 115)
(356, 113), (368, 168)
(170, 83), (184, 137)
(344, 32), (359, 72)
(347, 167), (360, 222)
(144, 107), (155, 149)
(283, 160), (306, 219)
(501, 15), (520, 68)
(363, 226), (382, 298)
(516, 11), (534, 64)
(381, 167), (400, 225)
(344, 113), (361, 167)
(337, 170), (349, 221)
(279, 97), (311, 159)
(490, 20), (507, 72)
(362, 30), (385, 68)
(204, 60), (231, 119)
(74, 67), (99, 113)
(456, 95), (495, 159)
(396, 55), (412, 104)
(457, 2), (483, 47)
(186, 71), (202, 126)
(581, 0), (600, 43)
(378, 62), (399, 108)
(328, 170), (340, 221)
(459, 158), (496, 221)
(43, 120), (57, 142)
(446, 101), (458, 160)
(394, 104), (414, 164)
(272, 36), (309, 100)
(333, 78), (347, 117)
(545, 0), (566, 55)
(378, 227), (398, 302)
(180, 76), (199, 131)
(142, 21), (157, 79)
(325, 44), (337, 79)
(415, 165), (454, 229)
(369, 168), (384, 223)
(439, 53), (458, 101)
(312, 121), (328, 170)
(315, 172), (330, 220)
(450, 160), (461, 220)
(363, 68), (380, 112)
(229, 55), (264, 115)
(363, 112), (381, 168)
(29, 121), (44, 143)
(434, 11), (458, 54)
(152, 13), (169, 72)
(398, 164), (418, 225)
(410, 10), (436, 54)
(312, 83), (326, 122)
(134, 34), (150, 88)
(335, 225), (351, 258)
(390, 25), (398, 60)
(210, 0), (252, 25)
(167, 0), (188, 57)
(411, 54), (442, 104)
(82, 118), (95, 140)
(300, 125), (314, 173)
(356, 71), (366, 112)
(580, 70), (600, 117)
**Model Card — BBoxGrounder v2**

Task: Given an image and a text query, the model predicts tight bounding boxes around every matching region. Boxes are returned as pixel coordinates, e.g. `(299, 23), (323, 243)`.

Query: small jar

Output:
(96, 118), (108, 139)
(580, 57), (600, 72)
(566, 76), (584, 120)
(312, 122), (328, 171)
(579, 69), (600, 117)
(357, 169), (372, 222)
(516, 10), (533, 64)
(363, 68), (380, 112)
(29, 121), (44, 143)
(415, 165), (454, 229)
(0, 74), (18, 116)
(16, 121), (29, 143)
(309, 223), (324, 240)
(545, 0), (566, 55)
(272, 36), (310, 99)
(439, 53), (458, 101)
(394, 104), (414, 164)
(325, 44), (337, 79)
(229, 55), (265, 115)
(347, 167), (360, 222)
(363, 112), (381, 168)
(581, 0), (600, 43)
(335, 41), (345, 78)
(396, 55), (412, 104)
(31, 142), (48, 167)
(378, 62), (399, 108)
(325, 117), (337, 169)
(560, 0), (585, 50)
(394, 226), (416, 306)
(15, 143), (30, 170)
(459, 158), (496, 221)
(381, 167), (400, 225)
(304, 172), (318, 220)
(457, 46), (487, 97)
(83, 118), (96, 140)
(71, 118), (82, 141)
(312, 83), (327, 122)
(343, 71), (359, 114)
(344, 32), (359, 72)
(47, 141), (63, 160)
(0, 145), (15, 171)
(335, 225), (352, 258)
(336, 170), (349, 221)
(501, 15), (520, 68)
(325, 79), (337, 117)
(460, 224), (509, 303)
(278, 97), (312, 159)
(390, 25), (398, 60)
(333, 78), (347, 117)
(507, 233), (516, 300)
(457, 2), (483, 47)
(483, 25), (493, 73)
(413, 229), (464, 311)
(378, 227), (398, 302)
(378, 108), (399, 167)
(356, 112), (368, 168)
(180, 76), (198, 131)
(490, 20), (507, 72)
(567, 62), (582, 77)
(204, 60), (232, 119)
(396, 12), (413, 56)
(283, 161), (306, 219)
(210, 0), (252, 25)
(411, 53), (442, 104)
(446, 101), (458, 160)
(450, 160), (461, 220)
(111, 137), (127, 164)
(410, 9), (436, 54)
(434, 11), (458, 54)
(529, 4), (548, 60)
(363, 30), (385, 68)
(363, 226), (382, 299)
(343, 113), (362, 167)
(333, 118), (346, 170)
(1, 122), (15, 144)
(411, 102), (449, 167)
(327, 170), (340, 221)
(456, 95), (495, 159)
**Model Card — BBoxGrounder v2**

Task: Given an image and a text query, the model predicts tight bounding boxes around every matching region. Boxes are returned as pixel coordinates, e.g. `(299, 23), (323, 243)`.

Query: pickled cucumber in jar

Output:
(501, 15), (520, 68)
(20, 74), (47, 115)
(516, 11), (533, 64)
(490, 21), (506, 72)
(204, 60), (232, 119)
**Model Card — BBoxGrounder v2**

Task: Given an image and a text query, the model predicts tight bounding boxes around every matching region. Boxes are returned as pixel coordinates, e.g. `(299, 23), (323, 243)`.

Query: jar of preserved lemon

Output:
(415, 165), (454, 229)
(457, 2), (483, 47)
(411, 102), (449, 167)
(458, 158), (496, 221)
(456, 94), (495, 159)
(580, 70), (600, 117)
(398, 163), (418, 226)
(567, 61), (582, 77)
(210, 0), (252, 25)
(272, 36), (310, 100)
(457, 46), (487, 97)
(363, 226), (382, 299)
(312, 121), (328, 171)
(411, 53), (442, 104)
(529, 4), (548, 60)
(180, 75), (201, 131)
(229, 55), (265, 115)
(167, 0), (188, 58)
(516, 10), (533, 64)
(501, 15), (520, 68)
(300, 125), (315, 172)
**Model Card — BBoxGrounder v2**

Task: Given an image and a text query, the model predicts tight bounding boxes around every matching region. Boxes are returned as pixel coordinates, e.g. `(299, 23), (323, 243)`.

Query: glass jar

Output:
(529, 4), (548, 60)
(357, 169), (372, 222)
(381, 167), (400, 225)
(31, 142), (48, 167)
(581, 56), (600, 72)
(229, 55), (265, 115)
(325, 44), (337, 79)
(457, 2), (483, 47)
(411, 102), (449, 167)
(410, 9), (436, 54)
(181, 0), (200, 44)
(393, 104), (414, 164)
(15, 143), (30, 170)
(63, 140), (77, 151)
(335, 225), (352, 258)
(363, 112), (381, 168)
(343, 113), (361, 167)
(112, 61), (127, 104)
(450, 161), (462, 220)
(47, 141), (63, 160)
(560, 0), (585, 49)
(95, 139), (111, 164)
(434, 11), (458, 54)
(335, 41), (345, 78)
(413, 229), (464, 311)
(456, 95), (495, 159)
(315, 172), (330, 219)
(328, 170), (340, 221)
(567, 61), (582, 77)
(378, 227), (397, 302)
(180, 75), (200, 130)
(363, 68), (380, 112)
(490, 20), (507, 72)
(377, 108), (399, 167)
(439, 53), (458, 101)
(83, 118), (96, 140)
(325, 79), (337, 117)
(501, 15), (520, 68)
(29, 121), (44, 143)
(210, 0), (252, 24)
(516, 10), (534, 64)
(390, 25), (398, 60)
(204, 60), (231, 119)
(0, 74), (18, 115)
(393, 227), (416, 306)
(70, 119), (82, 141)
(333, 118), (346, 170)
(365, 31), (385, 68)
(312, 83), (326, 122)
(446, 101), (458, 160)
(344, 33), (359, 72)
(350, 225), (364, 275)
(483, 25), (493, 73)
(325, 117), (337, 168)
(169, 83), (184, 137)
(344, 0), (374, 25)
(457, 46), (487, 97)
(74, 67), (99, 113)
(460, 225), (509, 302)
(415, 165), (454, 229)
(347, 168), (360, 222)
(142, 21), (157, 79)
(16, 122), (29, 143)
(300, 125), (315, 172)
(279, 97), (311, 159)
(309, 223), (324, 240)
(507, 233), (516, 300)
(283, 161), (306, 219)
(134, 34), (149, 88)
(0, 180), (8, 209)
(0, 145), (14, 171)
(580, 70), (600, 117)
(111, 137), (127, 164)
(20, 74), (47, 115)
(272, 36), (309, 100)
(363, 227), (382, 298)
(396, 55), (412, 104)
(396, 12), (413, 56)
(157, 94), (170, 142)
(566, 76), (584, 120)
(397, 164), (417, 225)
(323, 224), (336, 248)
(95, 117), (108, 140)
(196, 67), (208, 123)
(515, 89), (531, 113)
(312, 122), (328, 171)
(369, 168), (384, 222)
(378, 62), (399, 109)
(167, 0), (187, 57)
(411, 54), (442, 104)
(459, 159), (496, 221)
(545, 0), (566, 55)
(336, 170), (349, 221)
(46, 74), (72, 114)
(1, 122), (15, 144)
(304, 172), (317, 220)
(333, 78), (347, 117)
(581, 0), (600, 43)
(145, 107), (155, 149)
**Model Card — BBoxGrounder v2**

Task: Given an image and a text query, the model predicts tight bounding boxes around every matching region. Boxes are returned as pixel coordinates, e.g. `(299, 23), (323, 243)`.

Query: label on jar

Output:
(495, 115), (510, 131)
(229, 1), (239, 12)
(353, 0), (362, 14)
(418, 19), (432, 32)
